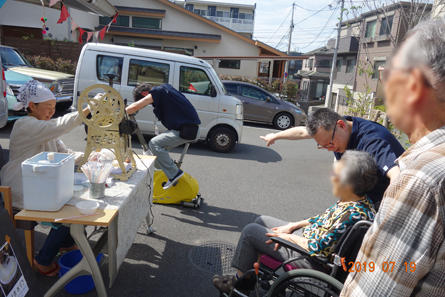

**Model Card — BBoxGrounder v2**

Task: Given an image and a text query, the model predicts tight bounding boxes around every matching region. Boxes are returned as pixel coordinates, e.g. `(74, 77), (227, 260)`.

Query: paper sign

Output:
(0, 241), (29, 297)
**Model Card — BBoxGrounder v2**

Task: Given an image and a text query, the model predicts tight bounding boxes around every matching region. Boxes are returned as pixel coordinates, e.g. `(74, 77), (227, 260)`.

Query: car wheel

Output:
(208, 126), (237, 153)
(273, 112), (294, 130)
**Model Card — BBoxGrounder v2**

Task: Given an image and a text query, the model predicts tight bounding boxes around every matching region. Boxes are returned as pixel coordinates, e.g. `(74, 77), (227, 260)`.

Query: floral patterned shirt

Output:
(302, 198), (375, 257)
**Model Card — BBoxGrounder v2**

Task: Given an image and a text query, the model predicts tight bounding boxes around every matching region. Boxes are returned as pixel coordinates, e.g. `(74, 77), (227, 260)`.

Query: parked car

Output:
(0, 62), (8, 129)
(0, 45), (74, 110)
(74, 43), (244, 153)
(4, 69), (32, 117)
(222, 81), (306, 130)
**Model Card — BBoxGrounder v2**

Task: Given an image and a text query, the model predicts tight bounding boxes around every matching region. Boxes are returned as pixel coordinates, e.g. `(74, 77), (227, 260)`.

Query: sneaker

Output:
(163, 170), (184, 189)
(212, 274), (236, 294)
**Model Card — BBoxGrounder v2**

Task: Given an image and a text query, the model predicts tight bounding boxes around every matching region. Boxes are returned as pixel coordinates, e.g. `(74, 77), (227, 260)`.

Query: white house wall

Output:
(107, 0), (261, 78)
(0, 0), (97, 41)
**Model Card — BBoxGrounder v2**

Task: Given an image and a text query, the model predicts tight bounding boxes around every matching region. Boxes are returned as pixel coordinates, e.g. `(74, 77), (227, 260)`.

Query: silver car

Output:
(223, 81), (306, 130)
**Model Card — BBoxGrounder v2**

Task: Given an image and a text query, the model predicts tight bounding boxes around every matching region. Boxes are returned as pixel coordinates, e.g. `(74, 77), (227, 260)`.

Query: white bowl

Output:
(76, 201), (99, 215)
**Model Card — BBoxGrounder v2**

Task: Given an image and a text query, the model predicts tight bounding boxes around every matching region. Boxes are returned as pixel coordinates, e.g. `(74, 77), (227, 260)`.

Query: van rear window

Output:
(128, 59), (170, 86)
(96, 55), (123, 84)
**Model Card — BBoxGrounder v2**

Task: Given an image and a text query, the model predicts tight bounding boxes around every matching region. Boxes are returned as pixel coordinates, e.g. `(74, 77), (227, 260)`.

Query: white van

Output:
(73, 43), (243, 153)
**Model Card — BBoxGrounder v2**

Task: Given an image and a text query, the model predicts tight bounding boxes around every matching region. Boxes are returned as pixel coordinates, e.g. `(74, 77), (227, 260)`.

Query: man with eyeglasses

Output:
(261, 108), (404, 207)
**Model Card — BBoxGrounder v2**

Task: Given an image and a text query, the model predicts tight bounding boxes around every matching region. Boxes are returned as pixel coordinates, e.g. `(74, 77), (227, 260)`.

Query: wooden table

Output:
(15, 155), (156, 297)
(15, 206), (118, 297)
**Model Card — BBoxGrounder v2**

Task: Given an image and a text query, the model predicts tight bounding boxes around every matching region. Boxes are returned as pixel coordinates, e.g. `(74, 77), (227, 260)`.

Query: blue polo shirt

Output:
(150, 84), (200, 131)
(334, 116), (404, 206)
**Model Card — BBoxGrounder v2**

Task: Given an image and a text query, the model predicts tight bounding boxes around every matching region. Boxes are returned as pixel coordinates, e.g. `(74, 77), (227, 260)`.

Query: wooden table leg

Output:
(24, 229), (34, 268)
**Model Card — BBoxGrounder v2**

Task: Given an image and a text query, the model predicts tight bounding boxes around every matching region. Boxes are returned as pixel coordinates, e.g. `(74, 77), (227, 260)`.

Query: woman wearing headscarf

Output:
(0, 80), (90, 276)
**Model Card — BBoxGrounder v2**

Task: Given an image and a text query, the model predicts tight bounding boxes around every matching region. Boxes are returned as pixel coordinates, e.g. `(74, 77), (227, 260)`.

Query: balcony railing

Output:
(207, 16), (254, 33)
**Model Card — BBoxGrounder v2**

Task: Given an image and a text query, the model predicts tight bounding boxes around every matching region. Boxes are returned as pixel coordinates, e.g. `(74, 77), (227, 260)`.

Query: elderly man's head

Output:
(384, 18), (445, 142)
(331, 151), (378, 200)
(306, 108), (351, 153)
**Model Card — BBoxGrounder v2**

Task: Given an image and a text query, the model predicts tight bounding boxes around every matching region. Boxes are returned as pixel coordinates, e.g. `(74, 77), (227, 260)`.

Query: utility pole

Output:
(326, 0), (345, 111)
(283, 2), (295, 83)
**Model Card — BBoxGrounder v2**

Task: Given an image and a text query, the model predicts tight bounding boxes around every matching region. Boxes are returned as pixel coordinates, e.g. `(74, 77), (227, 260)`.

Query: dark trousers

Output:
(35, 225), (74, 266)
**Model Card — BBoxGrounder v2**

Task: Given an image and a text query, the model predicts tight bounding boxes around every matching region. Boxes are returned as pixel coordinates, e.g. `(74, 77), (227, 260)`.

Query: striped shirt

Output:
(341, 126), (445, 297)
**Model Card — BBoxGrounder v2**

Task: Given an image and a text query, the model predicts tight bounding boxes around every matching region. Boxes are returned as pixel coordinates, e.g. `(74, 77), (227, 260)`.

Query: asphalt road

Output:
(0, 119), (334, 297)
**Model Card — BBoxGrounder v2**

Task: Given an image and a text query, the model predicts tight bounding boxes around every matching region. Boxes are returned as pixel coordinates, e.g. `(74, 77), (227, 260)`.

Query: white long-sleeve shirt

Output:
(1, 112), (82, 208)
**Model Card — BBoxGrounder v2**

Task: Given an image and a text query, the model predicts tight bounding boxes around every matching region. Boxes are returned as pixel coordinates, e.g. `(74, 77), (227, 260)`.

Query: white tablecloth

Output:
(68, 158), (154, 270)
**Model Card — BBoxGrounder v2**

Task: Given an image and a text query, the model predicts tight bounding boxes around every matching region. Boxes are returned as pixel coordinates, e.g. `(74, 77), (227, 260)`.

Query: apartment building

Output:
(174, 0), (255, 38)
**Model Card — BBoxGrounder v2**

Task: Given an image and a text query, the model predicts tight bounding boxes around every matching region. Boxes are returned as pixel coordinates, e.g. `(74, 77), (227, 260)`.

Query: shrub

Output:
(25, 55), (77, 75)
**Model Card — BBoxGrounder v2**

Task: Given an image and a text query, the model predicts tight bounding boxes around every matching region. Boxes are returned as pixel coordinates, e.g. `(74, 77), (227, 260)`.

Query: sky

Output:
(198, 0), (345, 53)
(195, 0), (436, 53)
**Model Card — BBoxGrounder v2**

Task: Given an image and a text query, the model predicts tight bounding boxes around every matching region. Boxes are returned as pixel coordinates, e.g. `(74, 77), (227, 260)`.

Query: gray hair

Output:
(306, 108), (345, 136)
(339, 151), (378, 197)
(398, 17), (445, 101)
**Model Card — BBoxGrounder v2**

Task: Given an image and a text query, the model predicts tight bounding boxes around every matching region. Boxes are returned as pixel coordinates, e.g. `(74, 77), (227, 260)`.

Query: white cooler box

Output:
(22, 152), (75, 211)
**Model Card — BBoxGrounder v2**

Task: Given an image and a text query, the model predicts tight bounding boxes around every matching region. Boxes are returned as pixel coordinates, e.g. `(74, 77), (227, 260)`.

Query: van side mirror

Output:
(210, 85), (217, 97)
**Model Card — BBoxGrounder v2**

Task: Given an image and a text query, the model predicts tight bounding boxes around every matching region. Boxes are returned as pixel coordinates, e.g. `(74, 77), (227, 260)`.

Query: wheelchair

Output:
(220, 220), (372, 297)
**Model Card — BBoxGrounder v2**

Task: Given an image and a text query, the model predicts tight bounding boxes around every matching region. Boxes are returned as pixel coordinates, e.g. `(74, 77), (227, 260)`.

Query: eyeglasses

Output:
(317, 123), (337, 149)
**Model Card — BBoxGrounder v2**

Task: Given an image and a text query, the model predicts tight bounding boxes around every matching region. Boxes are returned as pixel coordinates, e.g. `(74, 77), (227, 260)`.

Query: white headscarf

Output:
(16, 80), (56, 109)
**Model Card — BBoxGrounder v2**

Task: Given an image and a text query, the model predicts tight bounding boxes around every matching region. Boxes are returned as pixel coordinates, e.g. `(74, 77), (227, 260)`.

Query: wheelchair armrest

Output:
(271, 237), (330, 265)
(270, 237), (312, 256)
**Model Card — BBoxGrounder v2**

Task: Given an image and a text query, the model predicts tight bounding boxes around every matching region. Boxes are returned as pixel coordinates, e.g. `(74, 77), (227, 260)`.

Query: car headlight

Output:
(6, 85), (14, 96)
(236, 104), (243, 120)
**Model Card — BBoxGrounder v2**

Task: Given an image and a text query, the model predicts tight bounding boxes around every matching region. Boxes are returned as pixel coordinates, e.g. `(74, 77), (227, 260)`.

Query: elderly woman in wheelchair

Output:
(213, 150), (378, 296)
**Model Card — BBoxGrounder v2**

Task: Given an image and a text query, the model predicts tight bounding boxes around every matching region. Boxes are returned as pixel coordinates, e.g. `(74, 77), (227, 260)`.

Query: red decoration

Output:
(78, 28), (85, 44)
(99, 26), (107, 40)
(112, 13), (118, 23)
(57, 4), (70, 24)
(86, 32), (93, 43)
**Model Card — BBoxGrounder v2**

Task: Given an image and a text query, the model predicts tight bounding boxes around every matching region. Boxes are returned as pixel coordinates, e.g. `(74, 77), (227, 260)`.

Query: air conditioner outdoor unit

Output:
(63, 0), (117, 17)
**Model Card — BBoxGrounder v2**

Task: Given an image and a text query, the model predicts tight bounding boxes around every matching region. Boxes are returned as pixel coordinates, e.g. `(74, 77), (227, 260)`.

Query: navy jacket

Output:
(334, 116), (405, 206)
(150, 84), (201, 131)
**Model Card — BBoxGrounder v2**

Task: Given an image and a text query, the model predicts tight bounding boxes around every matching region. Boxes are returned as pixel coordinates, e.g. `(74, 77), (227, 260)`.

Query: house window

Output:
(307, 59), (314, 70)
(179, 66), (214, 96)
(216, 11), (223, 17)
(379, 15), (394, 35)
(96, 55), (123, 83)
(372, 60), (386, 79)
(346, 59), (356, 73)
(128, 59), (170, 86)
(185, 4), (194, 11)
(230, 7), (239, 19)
(239, 13), (245, 19)
(99, 15), (129, 27)
(223, 11), (230, 18)
(315, 80), (328, 99)
(132, 17), (161, 29)
(318, 59), (331, 68)
(365, 20), (377, 38)
(336, 59), (342, 71)
(219, 60), (241, 69)
(208, 6), (216, 16)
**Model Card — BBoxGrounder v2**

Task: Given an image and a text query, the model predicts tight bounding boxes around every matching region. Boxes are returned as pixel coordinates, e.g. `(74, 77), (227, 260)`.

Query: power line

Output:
(299, 3), (339, 50)
(265, 8), (292, 43)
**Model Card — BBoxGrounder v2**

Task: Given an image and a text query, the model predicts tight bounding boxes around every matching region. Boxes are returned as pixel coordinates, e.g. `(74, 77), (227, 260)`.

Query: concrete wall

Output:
(0, 0), (97, 42)
(106, 0), (262, 78)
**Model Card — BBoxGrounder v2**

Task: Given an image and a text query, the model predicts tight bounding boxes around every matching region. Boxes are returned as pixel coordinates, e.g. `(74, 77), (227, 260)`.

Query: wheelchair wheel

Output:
(265, 269), (343, 297)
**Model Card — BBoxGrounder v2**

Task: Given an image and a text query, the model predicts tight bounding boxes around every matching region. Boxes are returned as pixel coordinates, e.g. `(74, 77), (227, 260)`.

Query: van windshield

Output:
(209, 67), (227, 95)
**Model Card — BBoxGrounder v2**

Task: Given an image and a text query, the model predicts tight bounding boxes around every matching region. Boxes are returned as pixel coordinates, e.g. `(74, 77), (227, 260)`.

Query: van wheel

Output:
(273, 112), (294, 130)
(208, 127), (236, 153)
